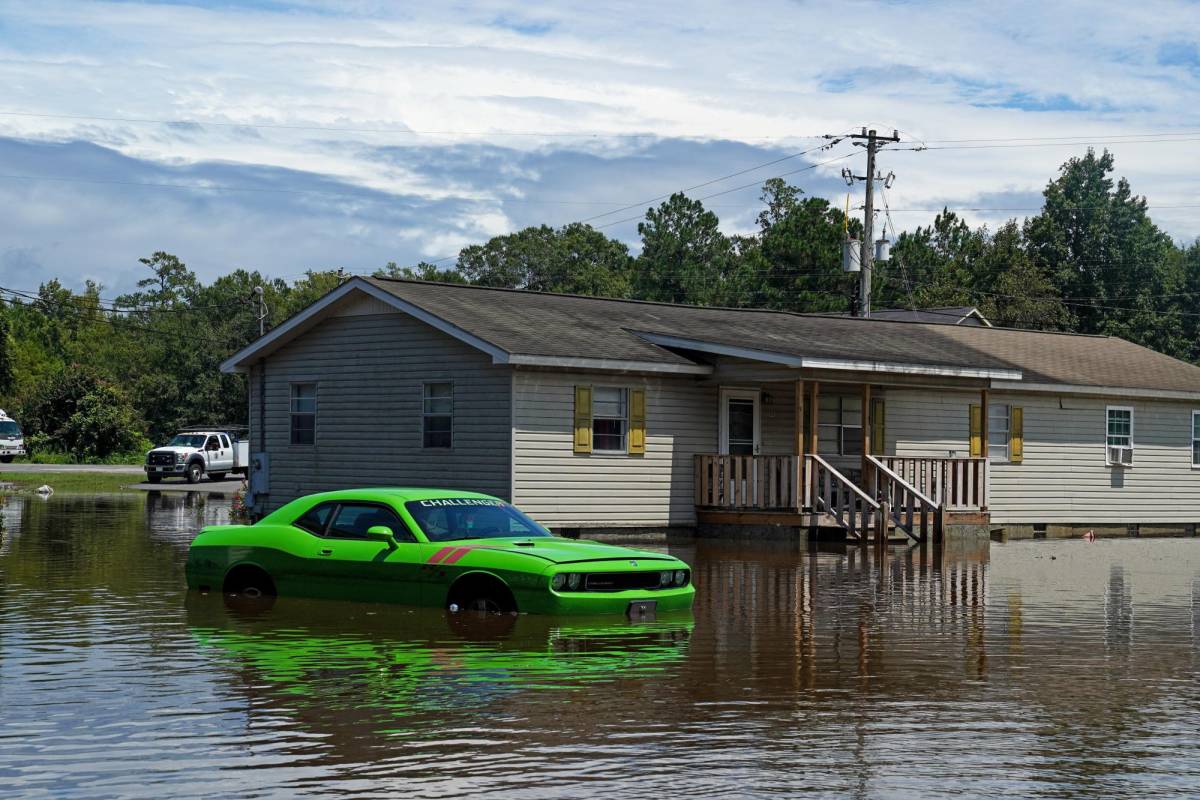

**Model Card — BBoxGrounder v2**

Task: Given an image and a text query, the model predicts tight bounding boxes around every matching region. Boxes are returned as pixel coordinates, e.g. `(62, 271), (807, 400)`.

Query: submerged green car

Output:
(185, 488), (695, 616)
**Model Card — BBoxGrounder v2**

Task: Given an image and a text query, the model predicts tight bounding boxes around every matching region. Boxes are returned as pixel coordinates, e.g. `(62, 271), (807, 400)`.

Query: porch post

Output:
(980, 388), (990, 459)
(808, 381), (820, 506)
(861, 383), (872, 493)
(794, 379), (804, 512)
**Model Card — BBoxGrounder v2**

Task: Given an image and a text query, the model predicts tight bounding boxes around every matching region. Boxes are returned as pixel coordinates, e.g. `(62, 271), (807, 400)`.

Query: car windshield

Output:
(0, 421), (20, 436)
(167, 434), (207, 448)
(405, 499), (554, 542)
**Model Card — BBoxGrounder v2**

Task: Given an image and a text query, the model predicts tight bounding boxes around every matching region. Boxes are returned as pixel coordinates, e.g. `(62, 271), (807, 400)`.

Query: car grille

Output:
(148, 452), (175, 466)
(583, 572), (666, 592)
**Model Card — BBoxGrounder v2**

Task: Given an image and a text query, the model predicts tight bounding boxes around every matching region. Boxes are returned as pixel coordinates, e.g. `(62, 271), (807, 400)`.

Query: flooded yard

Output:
(2, 492), (1200, 798)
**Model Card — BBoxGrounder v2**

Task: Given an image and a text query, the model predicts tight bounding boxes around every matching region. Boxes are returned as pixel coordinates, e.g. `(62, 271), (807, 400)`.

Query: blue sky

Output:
(0, 0), (1198, 293)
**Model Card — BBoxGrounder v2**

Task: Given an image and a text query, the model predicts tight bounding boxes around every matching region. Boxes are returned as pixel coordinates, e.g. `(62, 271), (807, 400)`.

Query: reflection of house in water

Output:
(1105, 565), (1134, 653)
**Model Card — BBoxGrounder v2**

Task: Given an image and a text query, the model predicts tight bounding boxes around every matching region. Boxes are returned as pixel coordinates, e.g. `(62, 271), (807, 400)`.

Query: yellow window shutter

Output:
(629, 388), (647, 455)
(1010, 406), (1024, 463)
(969, 404), (982, 457)
(573, 386), (592, 454)
(870, 397), (886, 455)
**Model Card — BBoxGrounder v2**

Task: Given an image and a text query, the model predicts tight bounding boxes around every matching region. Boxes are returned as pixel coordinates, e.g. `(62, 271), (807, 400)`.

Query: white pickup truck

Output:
(144, 428), (250, 484)
(0, 409), (26, 463)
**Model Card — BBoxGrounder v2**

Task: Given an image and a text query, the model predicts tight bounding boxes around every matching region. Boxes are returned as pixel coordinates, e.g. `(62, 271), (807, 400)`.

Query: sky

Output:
(0, 0), (1199, 295)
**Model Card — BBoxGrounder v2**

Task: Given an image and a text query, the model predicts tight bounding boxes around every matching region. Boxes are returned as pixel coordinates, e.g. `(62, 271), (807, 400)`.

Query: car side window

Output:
(294, 502), (336, 535)
(328, 504), (415, 542)
(205, 435), (219, 451)
(219, 434), (230, 449)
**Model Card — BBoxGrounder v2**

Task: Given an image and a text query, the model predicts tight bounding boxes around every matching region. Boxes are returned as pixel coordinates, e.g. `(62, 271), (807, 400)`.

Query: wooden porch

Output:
(695, 378), (993, 544)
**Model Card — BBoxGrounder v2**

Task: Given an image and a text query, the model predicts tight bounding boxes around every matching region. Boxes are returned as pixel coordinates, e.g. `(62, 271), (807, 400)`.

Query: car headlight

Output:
(566, 573), (582, 591)
(551, 573), (567, 591)
(175, 452), (185, 463)
(660, 570), (673, 587)
(674, 570), (688, 586)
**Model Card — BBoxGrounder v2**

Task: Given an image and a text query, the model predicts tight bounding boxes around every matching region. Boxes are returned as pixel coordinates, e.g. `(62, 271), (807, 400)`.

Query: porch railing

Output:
(807, 454), (881, 541)
(874, 456), (988, 511)
(868, 455), (938, 542)
(693, 454), (802, 510)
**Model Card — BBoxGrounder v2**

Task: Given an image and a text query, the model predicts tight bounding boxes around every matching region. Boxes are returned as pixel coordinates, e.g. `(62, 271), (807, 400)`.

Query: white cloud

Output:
(0, 0), (1198, 291)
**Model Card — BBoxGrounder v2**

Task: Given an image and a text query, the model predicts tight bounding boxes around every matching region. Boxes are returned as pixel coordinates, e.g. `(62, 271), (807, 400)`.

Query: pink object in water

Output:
(1082, 530), (1096, 542)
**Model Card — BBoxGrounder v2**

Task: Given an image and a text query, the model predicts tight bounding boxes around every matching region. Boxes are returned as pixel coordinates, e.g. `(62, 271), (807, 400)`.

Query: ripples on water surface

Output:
(2, 492), (1200, 798)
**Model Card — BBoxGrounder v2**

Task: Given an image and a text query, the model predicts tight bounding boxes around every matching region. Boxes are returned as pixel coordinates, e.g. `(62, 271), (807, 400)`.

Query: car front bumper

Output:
(518, 584), (695, 615)
(145, 464), (186, 474)
(0, 448), (25, 457)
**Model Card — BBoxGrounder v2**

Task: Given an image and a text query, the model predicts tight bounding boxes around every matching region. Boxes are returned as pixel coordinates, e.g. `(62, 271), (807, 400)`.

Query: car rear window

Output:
(294, 502), (335, 535)
(405, 499), (552, 542)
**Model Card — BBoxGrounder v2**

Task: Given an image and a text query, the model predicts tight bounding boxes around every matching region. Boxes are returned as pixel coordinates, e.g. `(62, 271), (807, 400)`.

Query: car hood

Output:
(444, 537), (681, 566)
(151, 447), (196, 454)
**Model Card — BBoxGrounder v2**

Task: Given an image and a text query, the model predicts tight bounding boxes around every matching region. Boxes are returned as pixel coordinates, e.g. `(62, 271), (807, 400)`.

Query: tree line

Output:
(3, 148), (1198, 460)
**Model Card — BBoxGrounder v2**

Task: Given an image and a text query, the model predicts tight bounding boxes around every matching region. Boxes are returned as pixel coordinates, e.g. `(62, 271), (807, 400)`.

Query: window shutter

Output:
(1010, 406), (1024, 463)
(573, 386), (593, 454)
(629, 388), (647, 456)
(969, 404), (982, 457)
(870, 397), (886, 455)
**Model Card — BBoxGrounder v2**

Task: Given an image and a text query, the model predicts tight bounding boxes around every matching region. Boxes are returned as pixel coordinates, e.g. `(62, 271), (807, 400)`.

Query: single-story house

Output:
(221, 277), (1200, 540)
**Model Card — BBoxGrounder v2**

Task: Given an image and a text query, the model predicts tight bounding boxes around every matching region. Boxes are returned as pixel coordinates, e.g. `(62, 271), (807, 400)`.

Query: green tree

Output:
(456, 224), (631, 296)
(1024, 149), (1183, 355)
(634, 193), (732, 304)
(17, 365), (144, 459)
(374, 261), (467, 284)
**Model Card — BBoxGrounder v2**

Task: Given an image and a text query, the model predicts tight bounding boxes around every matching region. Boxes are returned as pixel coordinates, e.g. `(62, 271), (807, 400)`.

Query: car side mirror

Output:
(366, 525), (398, 549)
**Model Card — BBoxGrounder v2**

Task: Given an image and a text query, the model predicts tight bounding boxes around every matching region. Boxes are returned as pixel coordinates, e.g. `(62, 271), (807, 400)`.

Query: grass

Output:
(0, 471), (138, 494)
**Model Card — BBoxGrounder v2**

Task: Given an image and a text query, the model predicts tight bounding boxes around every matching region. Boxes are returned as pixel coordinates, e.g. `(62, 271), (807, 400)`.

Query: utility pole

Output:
(252, 286), (267, 336)
(843, 128), (900, 317)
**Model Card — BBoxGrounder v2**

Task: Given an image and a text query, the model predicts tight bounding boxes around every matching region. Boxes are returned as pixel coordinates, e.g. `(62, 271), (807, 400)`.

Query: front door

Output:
(719, 389), (760, 456)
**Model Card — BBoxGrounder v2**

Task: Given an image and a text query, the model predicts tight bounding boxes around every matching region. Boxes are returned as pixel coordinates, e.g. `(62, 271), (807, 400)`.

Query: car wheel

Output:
(185, 462), (203, 484)
(147, 474), (162, 484)
(209, 472), (226, 482)
(223, 565), (277, 597)
(0, 455), (12, 463)
(448, 575), (517, 615)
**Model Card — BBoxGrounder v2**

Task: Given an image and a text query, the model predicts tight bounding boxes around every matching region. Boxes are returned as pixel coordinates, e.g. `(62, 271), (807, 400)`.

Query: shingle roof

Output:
(830, 306), (990, 326)
(363, 278), (1200, 393)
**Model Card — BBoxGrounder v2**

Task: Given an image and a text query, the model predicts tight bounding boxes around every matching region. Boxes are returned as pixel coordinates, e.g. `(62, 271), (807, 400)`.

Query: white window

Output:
(592, 387), (628, 452)
(1192, 411), (1200, 468)
(817, 394), (863, 456)
(988, 404), (1010, 463)
(423, 383), (453, 448)
(1106, 406), (1133, 466)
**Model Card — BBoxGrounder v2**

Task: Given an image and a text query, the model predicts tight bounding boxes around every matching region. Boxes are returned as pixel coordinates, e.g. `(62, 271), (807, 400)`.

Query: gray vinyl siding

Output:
(255, 311), (512, 511)
(885, 389), (1200, 525)
(512, 370), (715, 528)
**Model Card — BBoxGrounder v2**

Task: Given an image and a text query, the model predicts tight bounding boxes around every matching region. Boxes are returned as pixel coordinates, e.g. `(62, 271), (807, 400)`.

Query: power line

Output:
(899, 136), (1200, 152)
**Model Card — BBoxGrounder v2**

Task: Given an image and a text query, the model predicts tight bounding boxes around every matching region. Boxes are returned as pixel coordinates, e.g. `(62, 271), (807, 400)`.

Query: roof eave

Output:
(632, 331), (1023, 381)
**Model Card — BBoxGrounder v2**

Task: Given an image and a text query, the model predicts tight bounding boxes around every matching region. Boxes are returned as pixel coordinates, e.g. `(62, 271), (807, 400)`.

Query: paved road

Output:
(0, 463), (144, 474)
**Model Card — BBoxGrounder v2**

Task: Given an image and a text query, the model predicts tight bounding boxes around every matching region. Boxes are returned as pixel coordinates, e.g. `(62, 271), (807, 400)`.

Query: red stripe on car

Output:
(441, 547), (472, 565)
(428, 546), (457, 564)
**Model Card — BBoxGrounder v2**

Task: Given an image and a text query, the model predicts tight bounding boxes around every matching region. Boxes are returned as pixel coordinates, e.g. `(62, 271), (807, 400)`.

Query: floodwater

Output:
(2, 494), (1200, 799)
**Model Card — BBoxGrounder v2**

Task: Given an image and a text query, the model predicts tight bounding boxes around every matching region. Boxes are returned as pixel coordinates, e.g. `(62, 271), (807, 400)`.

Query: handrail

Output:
(808, 454), (879, 509)
(867, 455), (937, 508)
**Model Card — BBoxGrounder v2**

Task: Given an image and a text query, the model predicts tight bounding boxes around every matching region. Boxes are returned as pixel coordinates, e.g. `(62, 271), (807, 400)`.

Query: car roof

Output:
(294, 487), (503, 504)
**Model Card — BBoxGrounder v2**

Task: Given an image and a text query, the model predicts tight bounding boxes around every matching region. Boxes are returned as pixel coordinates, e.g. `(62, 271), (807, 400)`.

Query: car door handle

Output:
(319, 548), (333, 556)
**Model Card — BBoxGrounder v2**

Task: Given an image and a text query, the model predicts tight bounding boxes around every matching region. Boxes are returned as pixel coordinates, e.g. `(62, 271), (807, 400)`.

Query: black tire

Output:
(447, 575), (517, 615)
(223, 564), (277, 597)
(208, 472), (227, 482)
(0, 455), (12, 464)
(147, 474), (162, 484)
(185, 461), (204, 484)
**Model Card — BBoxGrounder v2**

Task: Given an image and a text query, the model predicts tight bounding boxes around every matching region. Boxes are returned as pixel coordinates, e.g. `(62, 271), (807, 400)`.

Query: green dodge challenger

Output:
(185, 488), (695, 616)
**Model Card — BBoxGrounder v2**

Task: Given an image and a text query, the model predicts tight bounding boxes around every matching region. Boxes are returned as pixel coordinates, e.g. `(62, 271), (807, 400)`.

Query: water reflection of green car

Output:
(186, 596), (693, 723)
(185, 488), (694, 615)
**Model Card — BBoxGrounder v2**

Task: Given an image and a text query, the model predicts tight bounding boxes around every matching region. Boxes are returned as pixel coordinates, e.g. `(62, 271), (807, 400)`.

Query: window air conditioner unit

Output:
(1106, 445), (1133, 467)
